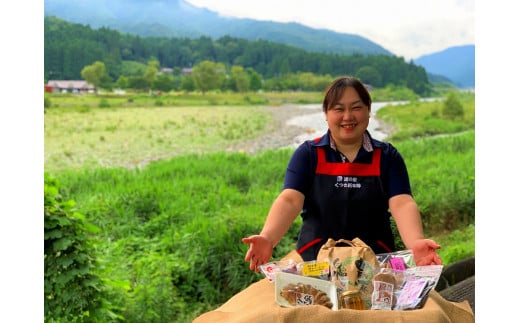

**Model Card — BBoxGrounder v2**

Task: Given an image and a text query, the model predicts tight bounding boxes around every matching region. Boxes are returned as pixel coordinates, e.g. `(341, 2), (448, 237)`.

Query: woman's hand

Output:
(412, 239), (442, 266)
(242, 235), (273, 272)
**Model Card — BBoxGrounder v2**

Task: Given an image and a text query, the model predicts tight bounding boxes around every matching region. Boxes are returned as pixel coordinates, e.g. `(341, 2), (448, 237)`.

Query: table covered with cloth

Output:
(193, 251), (475, 323)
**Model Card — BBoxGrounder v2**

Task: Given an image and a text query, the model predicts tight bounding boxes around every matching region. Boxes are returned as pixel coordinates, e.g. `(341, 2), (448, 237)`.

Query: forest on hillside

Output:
(44, 16), (432, 95)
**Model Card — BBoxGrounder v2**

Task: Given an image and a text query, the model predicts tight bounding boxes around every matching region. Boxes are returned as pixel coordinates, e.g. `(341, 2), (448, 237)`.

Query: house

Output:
(181, 68), (193, 75)
(160, 67), (173, 74)
(46, 80), (96, 94)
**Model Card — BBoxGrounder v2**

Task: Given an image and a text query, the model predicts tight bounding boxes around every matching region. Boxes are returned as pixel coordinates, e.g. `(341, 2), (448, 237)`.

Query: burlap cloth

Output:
(193, 251), (475, 323)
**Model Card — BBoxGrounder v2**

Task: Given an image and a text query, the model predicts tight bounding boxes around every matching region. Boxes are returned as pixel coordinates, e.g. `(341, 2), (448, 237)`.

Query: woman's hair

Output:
(322, 76), (372, 113)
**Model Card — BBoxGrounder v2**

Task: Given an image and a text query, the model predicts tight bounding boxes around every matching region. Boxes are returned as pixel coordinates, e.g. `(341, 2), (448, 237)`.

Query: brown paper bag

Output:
(317, 238), (379, 295)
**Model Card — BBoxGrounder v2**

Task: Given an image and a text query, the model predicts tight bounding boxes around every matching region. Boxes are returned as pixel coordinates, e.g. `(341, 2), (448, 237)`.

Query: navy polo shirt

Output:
(283, 130), (413, 201)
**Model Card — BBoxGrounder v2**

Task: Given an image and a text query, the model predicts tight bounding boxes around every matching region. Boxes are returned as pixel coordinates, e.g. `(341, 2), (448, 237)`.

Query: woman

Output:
(242, 76), (442, 271)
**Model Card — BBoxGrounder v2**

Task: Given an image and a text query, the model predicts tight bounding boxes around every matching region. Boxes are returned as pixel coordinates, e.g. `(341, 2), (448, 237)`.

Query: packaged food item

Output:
(275, 271), (339, 310)
(355, 260), (378, 309)
(267, 244), (442, 312)
(393, 265), (443, 310)
(339, 290), (365, 310)
(298, 260), (330, 280)
(371, 269), (397, 310)
(259, 259), (298, 282)
(376, 250), (415, 271)
(317, 238), (379, 291)
(370, 264), (443, 311)
(280, 283), (333, 309)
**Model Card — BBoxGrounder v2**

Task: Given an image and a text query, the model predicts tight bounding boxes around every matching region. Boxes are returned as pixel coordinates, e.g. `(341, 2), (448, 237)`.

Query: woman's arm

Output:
(242, 188), (304, 271)
(390, 194), (442, 265)
(389, 194), (425, 248)
(259, 188), (304, 247)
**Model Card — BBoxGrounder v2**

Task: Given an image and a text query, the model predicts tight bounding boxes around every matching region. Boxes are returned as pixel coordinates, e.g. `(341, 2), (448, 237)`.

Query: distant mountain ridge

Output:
(415, 45), (475, 88)
(44, 0), (474, 88)
(43, 0), (392, 56)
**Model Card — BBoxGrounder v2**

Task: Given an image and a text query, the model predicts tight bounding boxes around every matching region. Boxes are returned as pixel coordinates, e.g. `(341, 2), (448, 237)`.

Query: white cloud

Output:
(186, 0), (474, 60)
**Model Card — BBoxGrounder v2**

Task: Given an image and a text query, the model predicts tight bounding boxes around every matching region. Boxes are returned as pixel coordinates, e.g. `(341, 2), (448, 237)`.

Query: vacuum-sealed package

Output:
(376, 250), (416, 271)
(259, 259), (298, 282)
(393, 265), (443, 310)
(275, 271), (339, 310)
(370, 264), (443, 310)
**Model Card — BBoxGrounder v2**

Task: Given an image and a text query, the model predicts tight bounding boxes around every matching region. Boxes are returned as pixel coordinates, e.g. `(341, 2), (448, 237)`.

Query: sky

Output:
(186, 0), (474, 60)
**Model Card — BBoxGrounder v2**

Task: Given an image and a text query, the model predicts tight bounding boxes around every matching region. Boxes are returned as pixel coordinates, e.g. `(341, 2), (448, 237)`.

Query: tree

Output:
(120, 60), (147, 76)
(230, 65), (250, 93)
(143, 59), (160, 92)
(355, 66), (382, 87)
(246, 67), (262, 91)
(153, 74), (174, 92)
(115, 75), (130, 89)
(46, 16), (434, 95)
(128, 76), (148, 91)
(181, 75), (195, 92)
(191, 60), (226, 94)
(80, 61), (110, 89)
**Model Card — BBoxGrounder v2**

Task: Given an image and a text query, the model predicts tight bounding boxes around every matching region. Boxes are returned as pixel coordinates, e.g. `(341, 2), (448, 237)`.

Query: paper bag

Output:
(317, 237), (379, 294)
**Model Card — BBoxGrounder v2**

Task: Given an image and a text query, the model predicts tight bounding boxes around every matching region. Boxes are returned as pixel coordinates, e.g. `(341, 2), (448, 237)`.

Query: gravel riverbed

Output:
(225, 103), (396, 154)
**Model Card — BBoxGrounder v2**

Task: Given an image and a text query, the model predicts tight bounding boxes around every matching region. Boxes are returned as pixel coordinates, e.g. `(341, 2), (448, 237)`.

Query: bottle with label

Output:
(340, 290), (365, 310)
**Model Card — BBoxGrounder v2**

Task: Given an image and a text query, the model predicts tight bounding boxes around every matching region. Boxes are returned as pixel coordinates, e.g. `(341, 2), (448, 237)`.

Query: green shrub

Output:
(45, 96), (52, 109)
(44, 173), (117, 322)
(442, 91), (464, 118)
(98, 99), (110, 108)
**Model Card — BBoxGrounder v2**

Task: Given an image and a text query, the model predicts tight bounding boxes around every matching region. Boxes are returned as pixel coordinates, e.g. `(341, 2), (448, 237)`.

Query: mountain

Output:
(44, 0), (473, 88)
(43, 0), (392, 57)
(414, 45), (475, 89)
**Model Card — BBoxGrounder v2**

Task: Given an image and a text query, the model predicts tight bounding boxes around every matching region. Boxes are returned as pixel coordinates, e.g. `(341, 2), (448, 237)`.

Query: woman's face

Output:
(325, 86), (370, 145)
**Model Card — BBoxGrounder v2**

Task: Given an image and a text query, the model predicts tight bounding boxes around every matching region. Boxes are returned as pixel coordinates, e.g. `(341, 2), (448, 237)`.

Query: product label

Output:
(302, 261), (330, 277)
(390, 257), (406, 271)
(295, 293), (314, 306)
(371, 281), (394, 310)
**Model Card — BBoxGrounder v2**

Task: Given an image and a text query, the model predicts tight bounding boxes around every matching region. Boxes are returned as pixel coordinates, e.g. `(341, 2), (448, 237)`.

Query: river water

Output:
(286, 101), (408, 146)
